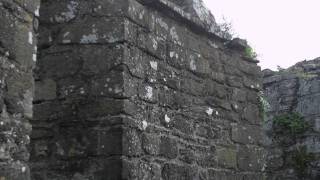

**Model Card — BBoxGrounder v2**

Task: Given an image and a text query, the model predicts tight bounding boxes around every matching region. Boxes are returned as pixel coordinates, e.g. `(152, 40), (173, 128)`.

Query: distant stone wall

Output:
(0, 0), (39, 179)
(263, 58), (320, 180)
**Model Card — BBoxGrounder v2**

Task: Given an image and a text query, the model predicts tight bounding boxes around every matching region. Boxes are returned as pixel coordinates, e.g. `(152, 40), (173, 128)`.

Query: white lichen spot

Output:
(139, 10), (145, 20)
(169, 51), (175, 58)
(150, 61), (158, 70)
(152, 38), (158, 50)
(63, 32), (70, 37)
(0, 121), (3, 126)
(234, 104), (238, 109)
(55, 1), (79, 22)
(145, 86), (153, 99)
(156, 18), (169, 31)
(28, 32), (33, 45)
(35, 6), (40, 17)
(170, 27), (180, 44)
(80, 88), (85, 94)
(48, 36), (53, 42)
(21, 166), (26, 173)
(216, 111), (219, 116)
(33, 46), (37, 62)
(190, 59), (196, 71)
(32, 54), (37, 62)
(165, 114), (171, 123)
(206, 107), (213, 116)
(210, 42), (218, 49)
(142, 120), (148, 130)
(10, 64), (15, 69)
(114, 86), (122, 94)
(250, 85), (255, 89)
(62, 39), (71, 44)
(80, 34), (98, 44)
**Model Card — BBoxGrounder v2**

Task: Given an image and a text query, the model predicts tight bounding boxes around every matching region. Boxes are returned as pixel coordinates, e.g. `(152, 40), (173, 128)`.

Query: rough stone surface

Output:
(0, 0), (39, 179)
(263, 58), (320, 180)
(0, 0), (267, 179)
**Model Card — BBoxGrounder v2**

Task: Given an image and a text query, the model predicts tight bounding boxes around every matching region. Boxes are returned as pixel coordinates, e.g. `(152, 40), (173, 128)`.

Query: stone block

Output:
(123, 128), (142, 156)
(34, 79), (56, 101)
(162, 163), (198, 180)
(160, 136), (178, 159)
(208, 170), (241, 180)
(242, 103), (261, 125)
(142, 133), (160, 155)
(231, 123), (264, 145)
(123, 160), (161, 180)
(186, 50), (210, 77)
(216, 147), (237, 169)
(78, 99), (125, 118)
(137, 32), (167, 60)
(88, 127), (122, 156)
(238, 146), (266, 172)
(57, 16), (134, 44)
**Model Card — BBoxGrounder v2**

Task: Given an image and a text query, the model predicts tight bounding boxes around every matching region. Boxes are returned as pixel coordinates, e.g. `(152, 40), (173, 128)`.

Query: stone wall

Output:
(263, 58), (320, 180)
(0, 0), (39, 179)
(30, 0), (266, 179)
(0, 0), (267, 179)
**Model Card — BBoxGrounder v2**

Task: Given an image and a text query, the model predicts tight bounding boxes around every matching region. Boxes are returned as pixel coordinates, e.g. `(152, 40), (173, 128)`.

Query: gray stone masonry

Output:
(0, 0), (267, 179)
(0, 0), (40, 179)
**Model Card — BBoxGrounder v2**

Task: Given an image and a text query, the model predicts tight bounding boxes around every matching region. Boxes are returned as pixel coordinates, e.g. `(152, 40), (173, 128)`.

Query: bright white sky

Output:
(203, 0), (320, 70)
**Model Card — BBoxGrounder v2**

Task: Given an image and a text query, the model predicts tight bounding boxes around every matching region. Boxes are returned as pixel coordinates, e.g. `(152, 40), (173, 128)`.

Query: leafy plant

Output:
(244, 46), (258, 59)
(292, 146), (315, 178)
(258, 91), (270, 122)
(273, 112), (309, 136)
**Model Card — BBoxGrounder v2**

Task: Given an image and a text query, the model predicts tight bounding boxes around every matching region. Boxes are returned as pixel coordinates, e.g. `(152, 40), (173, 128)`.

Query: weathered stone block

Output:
(208, 170), (241, 180)
(137, 32), (167, 60)
(238, 146), (266, 172)
(123, 160), (161, 180)
(34, 79), (56, 101)
(242, 103), (261, 125)
(216, 147), (237, 169)
(142, 133), (160, 155)
(123, 128), (143, 156)
(57, 17), (132, 44)
(88, 127), (122, 156)
(231, 123), (263, 145)
(160, 136), (178, 159)
(162, 163), (198, 180)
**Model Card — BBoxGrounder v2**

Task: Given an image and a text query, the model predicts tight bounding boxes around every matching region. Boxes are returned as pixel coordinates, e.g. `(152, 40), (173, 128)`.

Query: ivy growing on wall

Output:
(292, 146), (315, 178)
(273, 112), (309, 136)
(272, 112), (314, 178)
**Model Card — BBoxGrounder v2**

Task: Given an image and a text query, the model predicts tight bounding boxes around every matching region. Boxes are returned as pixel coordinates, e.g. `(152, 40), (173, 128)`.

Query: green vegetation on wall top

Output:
(244, 46), (258, 60)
